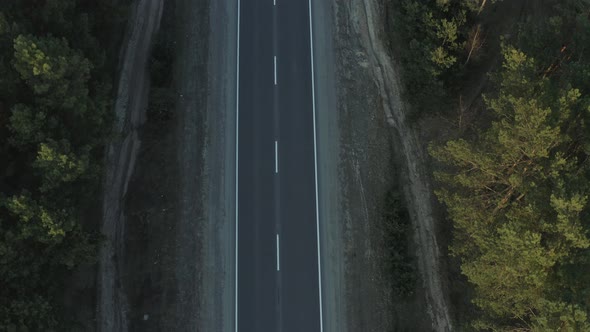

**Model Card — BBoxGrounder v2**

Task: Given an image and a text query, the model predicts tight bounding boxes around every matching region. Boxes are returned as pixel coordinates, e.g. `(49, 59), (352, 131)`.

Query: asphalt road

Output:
(237, 0), (322, 331)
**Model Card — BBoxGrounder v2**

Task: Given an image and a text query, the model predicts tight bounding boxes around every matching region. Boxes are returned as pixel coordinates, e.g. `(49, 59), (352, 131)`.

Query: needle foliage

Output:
(0, 0), (128, 329)
(426, 1), (590, 330)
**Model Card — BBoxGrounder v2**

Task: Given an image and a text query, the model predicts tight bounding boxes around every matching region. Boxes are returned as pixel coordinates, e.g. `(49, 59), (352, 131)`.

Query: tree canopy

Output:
(431, 32), (590, 332)
(0, 0), (125, 329)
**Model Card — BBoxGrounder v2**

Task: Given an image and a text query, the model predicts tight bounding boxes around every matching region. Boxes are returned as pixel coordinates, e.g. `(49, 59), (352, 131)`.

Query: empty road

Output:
(236, 0), (323, 331)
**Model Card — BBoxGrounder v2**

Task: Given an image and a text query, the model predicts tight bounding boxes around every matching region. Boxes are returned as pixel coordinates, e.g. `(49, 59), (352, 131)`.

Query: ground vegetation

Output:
(383, 188), (416, 298)
(391, 0), (590, 330)
(0, 1), (128, 329)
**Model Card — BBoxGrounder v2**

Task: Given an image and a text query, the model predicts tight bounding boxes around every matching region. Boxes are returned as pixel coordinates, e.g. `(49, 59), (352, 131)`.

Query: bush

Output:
(383, 189), (417, 297)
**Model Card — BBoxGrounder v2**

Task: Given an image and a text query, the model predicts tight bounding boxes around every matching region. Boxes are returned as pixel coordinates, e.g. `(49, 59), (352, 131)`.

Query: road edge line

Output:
(235, 0), (240, 330)
(308, 1), (324, 331)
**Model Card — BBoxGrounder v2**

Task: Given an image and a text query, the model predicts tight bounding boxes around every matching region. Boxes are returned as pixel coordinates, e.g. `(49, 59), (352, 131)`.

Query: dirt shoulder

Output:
(319, 0), (454, 331)
(100, 0), (222, 329)
(330, 1), (399, 330)
(310, 1), (345, 332)
(113, 0), (237, 328)
(350, 0), (453, 330)
(167, 0), (212, 329)
(314, 0), (399, 330)
(96, 0), (164, 331)
(199, 0), (238, 330)
(118, 0), (186, 330)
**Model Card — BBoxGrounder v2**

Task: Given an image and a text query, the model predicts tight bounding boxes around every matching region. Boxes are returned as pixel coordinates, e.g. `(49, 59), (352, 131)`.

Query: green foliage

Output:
(40, 0), (76, 30)
(465, 226), (556, 318)
(397, 0), (590, 329)
(0, 13), (8, 35)
(33, 140), (90, 193)
(383, 189), (417, 297)
(0, 0), (126, 328)
(430, 42), (590, 329)
(4, 192), (73, 242)
(392, 0), (474, 117)
(8, 104), (48, 147)
(0, 295), (58, 332)
(13, 34), (92, 111)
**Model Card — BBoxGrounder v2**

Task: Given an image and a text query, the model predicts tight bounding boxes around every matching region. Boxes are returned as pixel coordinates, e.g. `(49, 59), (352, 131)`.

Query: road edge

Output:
(310, 1), (347, 332)
(200, 0), (238, 331)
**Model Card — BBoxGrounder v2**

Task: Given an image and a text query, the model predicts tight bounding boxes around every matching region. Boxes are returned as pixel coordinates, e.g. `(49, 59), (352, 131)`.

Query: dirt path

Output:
(329, 1), (397, 329)
(96, 0), (164, 331)
(314, 0), (399, 330)
(318, 0), (454, 330)
(96, 0), (237, 329)
(353, 0), (453, 330)
(96, 0), (450, 330)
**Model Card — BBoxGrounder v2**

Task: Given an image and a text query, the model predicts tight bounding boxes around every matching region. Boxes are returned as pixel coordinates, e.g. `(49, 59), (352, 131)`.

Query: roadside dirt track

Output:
(321, 0), (454, 331)
(97, 1), (163, 330)
(354, 0), (453, 330)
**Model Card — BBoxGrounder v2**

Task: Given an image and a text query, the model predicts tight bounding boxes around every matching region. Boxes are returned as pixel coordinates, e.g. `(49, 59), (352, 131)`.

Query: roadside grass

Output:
(382, 187), (417, 298)
(147, 26), (176, 124)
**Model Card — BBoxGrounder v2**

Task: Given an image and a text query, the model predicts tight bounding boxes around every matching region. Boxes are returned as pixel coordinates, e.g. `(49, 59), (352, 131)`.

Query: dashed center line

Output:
(274, 56), (277, 86)
(276, 234), (280, 271)
(274, 140), (278, 173)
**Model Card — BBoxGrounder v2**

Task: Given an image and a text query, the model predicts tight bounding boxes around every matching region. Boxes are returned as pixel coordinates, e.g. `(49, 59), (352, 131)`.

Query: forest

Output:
(2, 0), (590, 330)
(0, 1), (128, 330)
(392, 0), (590, 330)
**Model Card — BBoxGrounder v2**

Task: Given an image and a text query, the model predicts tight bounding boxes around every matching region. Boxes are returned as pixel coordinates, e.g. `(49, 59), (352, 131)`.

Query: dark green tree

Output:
(430, 46), (590, 329)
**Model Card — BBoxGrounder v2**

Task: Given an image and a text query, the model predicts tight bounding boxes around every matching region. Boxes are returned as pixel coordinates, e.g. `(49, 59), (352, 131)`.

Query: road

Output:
(236, 0), (323, 331)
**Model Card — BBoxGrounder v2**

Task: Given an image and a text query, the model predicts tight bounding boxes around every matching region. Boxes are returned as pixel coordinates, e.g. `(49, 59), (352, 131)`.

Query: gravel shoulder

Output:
(169, 0), (211, 329)
(97, 0), (449, 330)
(199, 0), (237, 330)
(118, 0), (238, 329)
(310, 1), (346, 332)
(96, 0), (229, 329)
(315, 0), (397, 330)
(317, 0), (454, 331)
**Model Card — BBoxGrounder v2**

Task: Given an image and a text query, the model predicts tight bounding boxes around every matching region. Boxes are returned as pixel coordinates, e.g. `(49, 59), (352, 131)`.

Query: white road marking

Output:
(275, 140), (278, 173)
(273, 0), (276, 5)
(235, 1), (323, 330)
(276, 234), (280, 271)
(308, 0), (324, 331)
(235, 0), (241, 330)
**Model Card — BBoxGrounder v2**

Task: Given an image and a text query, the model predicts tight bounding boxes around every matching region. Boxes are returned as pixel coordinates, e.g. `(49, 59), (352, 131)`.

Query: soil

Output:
(329, 0), (424, 331)
(417, 0), (529, 146)
(61, 0), (164, 330)
(92, 0), (215, 329)
(96, 0), (164, 331)
(120, 0), (214, 329)
(120, 2), (182, 331)
(332, 3), (397, 330)
(123, 71), (182, 332)
(70, 0), (509, 329)
(329, 0), (458, 330)
(327, 0), (550, 330)
(199, 0), (238, 330)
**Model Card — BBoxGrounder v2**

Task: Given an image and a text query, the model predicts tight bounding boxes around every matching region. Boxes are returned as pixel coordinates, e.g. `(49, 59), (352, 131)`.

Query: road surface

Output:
(236, 0), (323, 331)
